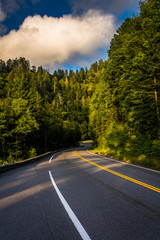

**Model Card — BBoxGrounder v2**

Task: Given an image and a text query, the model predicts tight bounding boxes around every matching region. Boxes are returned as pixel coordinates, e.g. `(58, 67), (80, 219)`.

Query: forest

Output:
(0, 0), (160, 169)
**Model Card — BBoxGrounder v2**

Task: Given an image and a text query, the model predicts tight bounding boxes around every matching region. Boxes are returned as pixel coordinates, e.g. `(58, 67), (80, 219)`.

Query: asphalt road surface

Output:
(0, 142), (160, 240)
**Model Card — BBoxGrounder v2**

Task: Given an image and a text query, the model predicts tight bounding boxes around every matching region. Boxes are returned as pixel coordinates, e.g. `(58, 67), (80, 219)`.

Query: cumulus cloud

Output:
(0, 10), (116, 67)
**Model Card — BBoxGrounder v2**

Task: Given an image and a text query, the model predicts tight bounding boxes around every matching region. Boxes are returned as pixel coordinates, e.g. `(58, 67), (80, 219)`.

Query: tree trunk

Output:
(154, 78), (160, 121)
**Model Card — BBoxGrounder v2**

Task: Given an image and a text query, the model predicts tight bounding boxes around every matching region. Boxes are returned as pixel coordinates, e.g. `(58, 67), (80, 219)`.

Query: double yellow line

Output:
(74, 151), (160, 193)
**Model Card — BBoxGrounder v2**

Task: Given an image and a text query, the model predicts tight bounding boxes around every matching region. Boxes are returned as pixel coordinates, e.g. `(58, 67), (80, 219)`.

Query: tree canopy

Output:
(0, 0), (160, 168)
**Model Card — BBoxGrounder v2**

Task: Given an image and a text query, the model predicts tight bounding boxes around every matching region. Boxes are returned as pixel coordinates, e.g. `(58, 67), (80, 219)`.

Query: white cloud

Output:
(0, 10), (115, 67)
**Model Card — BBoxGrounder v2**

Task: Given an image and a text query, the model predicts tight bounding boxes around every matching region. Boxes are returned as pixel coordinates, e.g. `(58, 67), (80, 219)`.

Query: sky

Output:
(0, 0), (140, 72)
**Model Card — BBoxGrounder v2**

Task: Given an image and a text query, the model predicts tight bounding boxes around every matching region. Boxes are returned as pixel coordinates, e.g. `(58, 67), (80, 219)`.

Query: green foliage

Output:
(89, 0), (160, 168)
(0, 0), (160, 169)
(0, 58), (91, 164)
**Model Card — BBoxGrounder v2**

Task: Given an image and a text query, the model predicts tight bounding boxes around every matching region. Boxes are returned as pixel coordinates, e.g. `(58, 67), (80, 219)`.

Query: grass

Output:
(0, 158), (22, 166)
(90, 147), (160, 171)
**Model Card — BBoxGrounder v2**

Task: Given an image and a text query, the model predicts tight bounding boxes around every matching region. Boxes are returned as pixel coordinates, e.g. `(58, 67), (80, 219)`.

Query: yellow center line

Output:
(74, 151), (160, 193)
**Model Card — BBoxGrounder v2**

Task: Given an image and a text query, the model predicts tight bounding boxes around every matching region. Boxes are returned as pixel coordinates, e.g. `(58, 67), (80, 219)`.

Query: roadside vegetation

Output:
(89, 0), (160, 170)
(0, 58), (94, 164)
(0, 0), (160, 169)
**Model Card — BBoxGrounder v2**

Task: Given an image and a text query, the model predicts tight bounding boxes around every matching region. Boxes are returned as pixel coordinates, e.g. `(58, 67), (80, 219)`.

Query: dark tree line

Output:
(0, 57), (98, 164)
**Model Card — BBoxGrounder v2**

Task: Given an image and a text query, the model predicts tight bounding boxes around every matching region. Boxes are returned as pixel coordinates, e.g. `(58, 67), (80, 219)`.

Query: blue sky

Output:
(0, 0), (140, 71)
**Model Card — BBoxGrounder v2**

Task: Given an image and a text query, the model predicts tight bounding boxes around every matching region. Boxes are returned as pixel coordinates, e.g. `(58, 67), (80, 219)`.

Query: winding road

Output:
(0, 142), (160, 240)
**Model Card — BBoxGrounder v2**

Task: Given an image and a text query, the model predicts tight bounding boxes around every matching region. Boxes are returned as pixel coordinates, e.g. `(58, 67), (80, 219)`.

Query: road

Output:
(0, 142), (160, 240)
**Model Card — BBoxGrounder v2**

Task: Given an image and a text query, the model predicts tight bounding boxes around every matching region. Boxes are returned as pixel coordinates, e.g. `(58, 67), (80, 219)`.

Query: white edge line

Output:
(87, 150), (160, 174)
(49, 171), (92, 240)
(49, 153), (58, 163)
(49, 147), (78, 163)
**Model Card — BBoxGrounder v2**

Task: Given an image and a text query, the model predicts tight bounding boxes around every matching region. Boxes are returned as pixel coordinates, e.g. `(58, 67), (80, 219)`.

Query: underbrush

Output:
(90, 146), (160, 171)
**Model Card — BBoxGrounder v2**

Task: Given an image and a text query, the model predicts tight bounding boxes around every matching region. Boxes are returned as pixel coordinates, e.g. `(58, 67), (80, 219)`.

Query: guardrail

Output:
(0, 143), (83, 174)
(0, 152), (53, 174)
